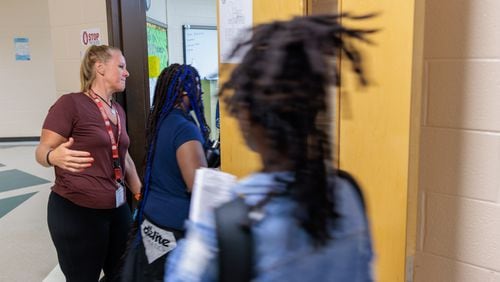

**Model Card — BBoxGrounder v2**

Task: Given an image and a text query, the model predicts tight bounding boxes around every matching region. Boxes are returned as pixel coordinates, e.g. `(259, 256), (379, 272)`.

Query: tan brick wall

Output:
(0, 0), (56, 137)
(48, 0), (109, 97)
(415, 0), (500, 280)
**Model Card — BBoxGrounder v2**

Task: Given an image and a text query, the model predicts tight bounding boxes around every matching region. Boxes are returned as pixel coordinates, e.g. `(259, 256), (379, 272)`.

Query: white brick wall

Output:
(415, 253), (494, 282)
(48, 0), (109, 96)
(0, 0), (109, 138)
(0, 0), (57, 137)
(415, 0), (500, 280)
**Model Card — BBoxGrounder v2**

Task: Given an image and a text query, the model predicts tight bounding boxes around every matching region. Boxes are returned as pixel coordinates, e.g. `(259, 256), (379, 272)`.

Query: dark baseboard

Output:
(0, 137), (40, 142)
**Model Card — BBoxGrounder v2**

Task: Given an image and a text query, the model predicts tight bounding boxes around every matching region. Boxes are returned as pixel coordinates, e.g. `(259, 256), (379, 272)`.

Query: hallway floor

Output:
(0, 142), (64, 281)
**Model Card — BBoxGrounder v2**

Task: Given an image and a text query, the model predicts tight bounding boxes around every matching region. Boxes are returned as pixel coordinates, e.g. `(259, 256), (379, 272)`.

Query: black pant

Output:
(47, 192), (132, 282)
(121, 217), (184, 282)
(121, 240), (168, 282)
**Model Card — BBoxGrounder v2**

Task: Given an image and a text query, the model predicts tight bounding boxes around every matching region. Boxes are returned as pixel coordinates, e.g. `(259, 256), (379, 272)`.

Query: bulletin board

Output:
(182, 25), (218, 79)
(146, 21), (168, 78)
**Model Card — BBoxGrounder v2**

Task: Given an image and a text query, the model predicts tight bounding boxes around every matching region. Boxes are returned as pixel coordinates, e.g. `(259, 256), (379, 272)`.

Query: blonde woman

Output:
(35, 45), (141, 281)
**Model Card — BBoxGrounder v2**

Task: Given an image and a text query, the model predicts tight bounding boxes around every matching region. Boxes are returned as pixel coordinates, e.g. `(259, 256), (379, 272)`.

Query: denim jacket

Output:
(165, 171), (374, 282)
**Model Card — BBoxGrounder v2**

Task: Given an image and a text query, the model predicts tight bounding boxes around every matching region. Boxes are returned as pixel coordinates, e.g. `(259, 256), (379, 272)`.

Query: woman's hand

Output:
(49, 138), (94, 172)
(36, 129), (93, 173)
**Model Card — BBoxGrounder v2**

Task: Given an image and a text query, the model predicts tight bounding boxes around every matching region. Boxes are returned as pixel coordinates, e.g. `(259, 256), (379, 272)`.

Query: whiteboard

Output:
(182, 25), (218, 79)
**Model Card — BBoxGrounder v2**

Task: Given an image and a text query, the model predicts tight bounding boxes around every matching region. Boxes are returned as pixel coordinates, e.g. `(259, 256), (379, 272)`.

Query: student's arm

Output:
(176, 140), (207, 192)
(124, 151), (142, 196)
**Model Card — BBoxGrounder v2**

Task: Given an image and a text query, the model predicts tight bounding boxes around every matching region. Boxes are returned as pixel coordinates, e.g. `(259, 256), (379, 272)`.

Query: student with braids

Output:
(165, 13), (375, 282)
(121, 64), (209, 281)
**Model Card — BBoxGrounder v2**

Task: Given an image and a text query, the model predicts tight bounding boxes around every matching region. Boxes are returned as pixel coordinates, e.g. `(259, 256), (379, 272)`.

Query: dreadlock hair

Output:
(219, 13), (376, 246)
(146, 63), (210, 143)
(137, 63), (210, 228)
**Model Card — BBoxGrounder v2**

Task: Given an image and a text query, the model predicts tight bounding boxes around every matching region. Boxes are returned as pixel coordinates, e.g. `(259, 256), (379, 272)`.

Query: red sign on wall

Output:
(80, 28), (101, 46)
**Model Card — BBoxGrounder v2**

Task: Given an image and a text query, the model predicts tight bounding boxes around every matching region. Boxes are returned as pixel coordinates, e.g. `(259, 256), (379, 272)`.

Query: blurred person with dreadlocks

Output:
(121, 64), (210, 282)
(164, 13), (375, 282)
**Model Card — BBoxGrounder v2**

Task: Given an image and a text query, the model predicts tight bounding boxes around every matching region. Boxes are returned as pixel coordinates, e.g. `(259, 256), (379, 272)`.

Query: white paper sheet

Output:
(219, 0), (253, 63)
(189, 168), (237, 227)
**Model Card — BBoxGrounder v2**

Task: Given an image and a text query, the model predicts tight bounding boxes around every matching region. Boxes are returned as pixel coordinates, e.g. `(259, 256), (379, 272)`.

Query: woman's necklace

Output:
(90, 89), (116, 115)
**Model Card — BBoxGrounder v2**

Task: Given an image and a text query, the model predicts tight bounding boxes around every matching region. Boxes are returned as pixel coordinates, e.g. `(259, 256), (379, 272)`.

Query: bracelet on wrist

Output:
(46, 149), (54, 167)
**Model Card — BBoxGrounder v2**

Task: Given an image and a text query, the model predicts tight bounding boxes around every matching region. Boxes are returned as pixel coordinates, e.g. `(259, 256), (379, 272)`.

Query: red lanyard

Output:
(88, 91), (123, 184)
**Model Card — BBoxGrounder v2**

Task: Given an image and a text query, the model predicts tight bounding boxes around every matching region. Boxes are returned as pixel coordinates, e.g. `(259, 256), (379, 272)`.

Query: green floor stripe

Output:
(0, 192), (38, 219)
(0, 169), (50, 192)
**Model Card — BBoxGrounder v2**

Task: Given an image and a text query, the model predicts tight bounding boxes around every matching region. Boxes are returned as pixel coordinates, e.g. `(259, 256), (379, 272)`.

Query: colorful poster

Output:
(147, 22), (168, 77)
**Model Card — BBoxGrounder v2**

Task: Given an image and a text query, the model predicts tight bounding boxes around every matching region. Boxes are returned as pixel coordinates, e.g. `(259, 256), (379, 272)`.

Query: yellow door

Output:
(218, 1), (424, 281)
(338, 0), (423, 281)
(219, 0), (305, 177)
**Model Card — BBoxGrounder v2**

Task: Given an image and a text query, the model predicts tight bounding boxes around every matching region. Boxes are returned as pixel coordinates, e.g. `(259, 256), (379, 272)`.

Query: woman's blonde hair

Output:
(80, 45), (121, 92)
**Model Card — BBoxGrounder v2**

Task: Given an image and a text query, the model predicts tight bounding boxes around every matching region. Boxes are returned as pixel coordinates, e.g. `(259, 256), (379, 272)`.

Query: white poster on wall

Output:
(219, 0), (252, 63)
(80, 28), (101, 47)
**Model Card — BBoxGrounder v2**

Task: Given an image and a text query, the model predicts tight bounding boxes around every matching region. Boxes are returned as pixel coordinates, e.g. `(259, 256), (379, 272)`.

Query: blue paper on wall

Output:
(14, 37), (31, 61)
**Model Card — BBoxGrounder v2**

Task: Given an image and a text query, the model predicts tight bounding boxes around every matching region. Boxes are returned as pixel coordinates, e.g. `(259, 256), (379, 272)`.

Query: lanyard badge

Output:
(88, 91), (125, 207)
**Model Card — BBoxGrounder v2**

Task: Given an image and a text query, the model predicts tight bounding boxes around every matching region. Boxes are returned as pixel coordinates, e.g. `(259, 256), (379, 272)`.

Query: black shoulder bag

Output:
(214, 197), (253, 282)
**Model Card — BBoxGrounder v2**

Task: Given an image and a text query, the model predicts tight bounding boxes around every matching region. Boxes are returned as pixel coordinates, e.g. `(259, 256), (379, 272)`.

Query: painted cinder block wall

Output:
(48, 0), (109, 98)
(415, 0), (500, 281)
(0, 0), (108, 138)
(0, 0), (56, 137)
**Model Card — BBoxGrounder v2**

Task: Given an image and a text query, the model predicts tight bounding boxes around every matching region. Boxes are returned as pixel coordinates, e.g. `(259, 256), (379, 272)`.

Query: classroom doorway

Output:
(106, 0), (219, 173)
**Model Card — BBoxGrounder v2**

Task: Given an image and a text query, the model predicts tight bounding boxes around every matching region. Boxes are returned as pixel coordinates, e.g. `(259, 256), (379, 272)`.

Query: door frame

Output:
(106, 0), (150, 178)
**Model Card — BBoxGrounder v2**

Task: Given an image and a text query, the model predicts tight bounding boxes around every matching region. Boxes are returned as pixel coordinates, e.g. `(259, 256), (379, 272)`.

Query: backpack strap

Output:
(336, 169), (367, 212)
(215, 197), (253, 282)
